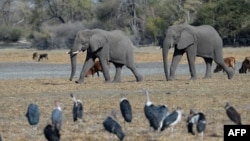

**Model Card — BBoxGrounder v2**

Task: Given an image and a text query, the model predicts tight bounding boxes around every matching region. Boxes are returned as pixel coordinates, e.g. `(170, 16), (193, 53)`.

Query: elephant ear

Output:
(177, 30), (195, 50)
(89, 33), (107, 52)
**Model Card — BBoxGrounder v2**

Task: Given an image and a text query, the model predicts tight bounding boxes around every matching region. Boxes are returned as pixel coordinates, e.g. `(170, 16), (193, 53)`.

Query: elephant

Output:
(68, 29), (143, 83)
(162, 24), (234, 81)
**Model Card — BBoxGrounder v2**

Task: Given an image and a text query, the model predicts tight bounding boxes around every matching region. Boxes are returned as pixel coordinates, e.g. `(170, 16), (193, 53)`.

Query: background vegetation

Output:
(0, 0), (250, 49)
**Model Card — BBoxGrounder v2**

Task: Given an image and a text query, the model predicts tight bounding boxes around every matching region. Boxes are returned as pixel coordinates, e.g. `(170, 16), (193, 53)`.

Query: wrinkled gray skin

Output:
(162, 24), (234, 81)
(68, 29), (143, 83)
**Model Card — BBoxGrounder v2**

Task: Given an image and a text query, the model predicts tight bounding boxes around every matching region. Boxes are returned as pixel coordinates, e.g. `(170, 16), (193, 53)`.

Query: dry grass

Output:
(1, 46), (249, 64)
(0, 46), (250, 141)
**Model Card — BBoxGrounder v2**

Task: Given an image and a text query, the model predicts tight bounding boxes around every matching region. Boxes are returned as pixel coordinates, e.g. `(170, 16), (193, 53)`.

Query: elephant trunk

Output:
(69, 53), (77, 81)
(162, 38), (171, 81)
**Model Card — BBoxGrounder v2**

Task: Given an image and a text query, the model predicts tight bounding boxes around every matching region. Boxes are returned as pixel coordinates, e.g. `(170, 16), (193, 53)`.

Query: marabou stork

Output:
(186, 109), (206, 140)
(70, 93), (83, 122)
(103, 110), (125, 141)
(161, 107), (182, 132)
(43, 124), (60, 141)
(120, 93), (132, 125)
(142, 89), (168, 132)
(25, 103), (40, 135)
(51, 100), (63, 131)
(225, 102), (242, 125)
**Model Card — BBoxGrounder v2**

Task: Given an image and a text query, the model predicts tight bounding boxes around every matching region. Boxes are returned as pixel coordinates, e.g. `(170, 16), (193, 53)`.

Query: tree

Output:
(193, 0), (250, 38)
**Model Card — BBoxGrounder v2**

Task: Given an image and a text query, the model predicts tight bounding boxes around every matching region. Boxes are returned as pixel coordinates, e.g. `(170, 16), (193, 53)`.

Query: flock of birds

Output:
(23, 89), (243, 141)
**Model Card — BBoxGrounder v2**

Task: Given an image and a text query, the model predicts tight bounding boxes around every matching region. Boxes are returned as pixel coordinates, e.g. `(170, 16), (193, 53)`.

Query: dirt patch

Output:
(0, 46), (250, 141)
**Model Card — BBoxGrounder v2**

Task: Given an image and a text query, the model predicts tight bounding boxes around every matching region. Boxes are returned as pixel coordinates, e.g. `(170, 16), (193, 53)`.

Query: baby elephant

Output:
(239, 56), (250, 73)
(38, 53), (48, 61)
(214, 57), (236, 73)
(85, 60), (108, 77)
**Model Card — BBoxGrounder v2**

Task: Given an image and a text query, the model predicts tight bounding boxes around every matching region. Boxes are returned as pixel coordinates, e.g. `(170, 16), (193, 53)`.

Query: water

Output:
(0, 62), (242, 80)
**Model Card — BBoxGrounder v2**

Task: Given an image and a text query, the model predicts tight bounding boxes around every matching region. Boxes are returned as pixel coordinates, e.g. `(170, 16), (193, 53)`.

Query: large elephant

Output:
(68, 29), (143, 83)
(162, 24), (234, 81)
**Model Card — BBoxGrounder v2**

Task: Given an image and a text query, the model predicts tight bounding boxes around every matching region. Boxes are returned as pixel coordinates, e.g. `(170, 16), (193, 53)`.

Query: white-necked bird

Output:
(51, 100), (63, 131)
(142, 89), (168, 132)
(70, 93), (83, 122)
(120, 93), (132, 124)
(103, 110), (125, 141)
(43, 124), (60, 141)
(225, 102), (242, 125)
(187, 109), (206, 140)
(161, 107), (182, 132)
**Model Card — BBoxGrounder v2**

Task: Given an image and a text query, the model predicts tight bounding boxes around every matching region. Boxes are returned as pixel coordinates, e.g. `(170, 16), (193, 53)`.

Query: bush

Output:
(31, 21), (89, 49)
(0, 25), (22, 42)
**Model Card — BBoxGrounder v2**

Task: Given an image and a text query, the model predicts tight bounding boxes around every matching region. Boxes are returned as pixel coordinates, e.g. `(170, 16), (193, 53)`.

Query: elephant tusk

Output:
(72, 50), (80, 55)
(66, 50), (80, 55)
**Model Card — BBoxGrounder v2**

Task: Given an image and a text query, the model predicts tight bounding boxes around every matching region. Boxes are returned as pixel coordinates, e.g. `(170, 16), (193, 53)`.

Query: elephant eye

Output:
(81, 41), (87, 45)
(173, 35), (177, 40)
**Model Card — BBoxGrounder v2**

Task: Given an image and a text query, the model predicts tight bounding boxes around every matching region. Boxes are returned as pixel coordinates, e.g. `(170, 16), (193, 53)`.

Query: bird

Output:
(70, 93), (83, 122)
(43, 124), (60, 141)
(142, 89), (168, 132)
(25, 103), (40, 135)
(103, 110), (125, 141)
(186, 109), (206, 140)
(225, 102), (242, 125)
(120, 93), (132, 124)
(26, 103), (40, 126)
(51, 100), (63, 131)
(161, 107), (182, 132)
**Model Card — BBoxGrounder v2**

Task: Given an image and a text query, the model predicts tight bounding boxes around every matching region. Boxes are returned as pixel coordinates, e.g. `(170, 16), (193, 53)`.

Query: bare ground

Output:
(0, 46), (250, 141)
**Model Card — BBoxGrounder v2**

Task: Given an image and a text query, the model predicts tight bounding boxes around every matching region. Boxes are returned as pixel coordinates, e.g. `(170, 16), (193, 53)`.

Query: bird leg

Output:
(200, 132), (204, 141)
(123, 121), (127, 132)
(169, 127), (175, 138)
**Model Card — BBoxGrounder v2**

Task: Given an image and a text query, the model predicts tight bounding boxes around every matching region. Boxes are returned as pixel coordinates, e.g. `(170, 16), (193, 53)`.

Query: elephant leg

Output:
(186, 49), (197, 80)
(112, 63), (124, 83)
(214, 58), (234, 79)
(203, 58), (213, 79)
(77, 57), (95, 83)
(126, 63), (143, 82)
(99, 59), (111, 82)
(169, 49), (184, 80)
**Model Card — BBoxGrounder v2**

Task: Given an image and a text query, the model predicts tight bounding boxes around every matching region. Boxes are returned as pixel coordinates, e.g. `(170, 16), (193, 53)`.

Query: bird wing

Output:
(226, 107), (242, 124)
(26, 104), (40, 125)
(144, 105), (167, 130)
(103, 117), (125, 140)
(120, 100), (132, 122)
(187, 122), (195, 135)
(197, 119), (206, 133)
(77, 103), (83, 119)
(51, 109), (62, 130)
(161, 110), (178, 131)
